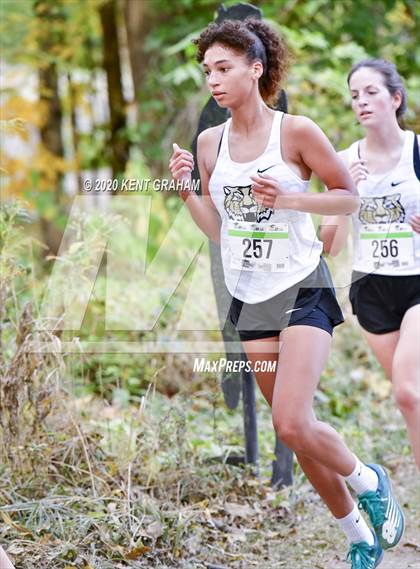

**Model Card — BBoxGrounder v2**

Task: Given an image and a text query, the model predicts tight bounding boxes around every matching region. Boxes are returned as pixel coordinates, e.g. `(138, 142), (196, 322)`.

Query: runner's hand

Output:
(250, 173), (284, 208)
(348, 159), (369, 186)
(409, 214), (420, 234)
(169, 143), (194, 188)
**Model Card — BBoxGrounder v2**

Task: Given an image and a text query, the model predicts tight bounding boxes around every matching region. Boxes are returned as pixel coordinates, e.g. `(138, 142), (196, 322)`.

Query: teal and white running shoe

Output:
(358, 463), (405, 550)
(346, 530), (384, 568)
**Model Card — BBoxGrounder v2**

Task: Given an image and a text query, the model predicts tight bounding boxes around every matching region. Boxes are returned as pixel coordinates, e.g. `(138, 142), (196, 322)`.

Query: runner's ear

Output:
(253, 61), (263, 79)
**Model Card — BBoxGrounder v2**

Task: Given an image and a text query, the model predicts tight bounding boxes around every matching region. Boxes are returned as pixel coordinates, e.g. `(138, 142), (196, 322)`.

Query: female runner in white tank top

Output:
(321, 59), (420, 474)
(170, 22), (403, 567)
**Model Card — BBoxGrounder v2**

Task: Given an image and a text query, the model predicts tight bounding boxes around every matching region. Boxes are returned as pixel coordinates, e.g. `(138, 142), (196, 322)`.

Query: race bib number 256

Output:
(360, 222), (414, 270)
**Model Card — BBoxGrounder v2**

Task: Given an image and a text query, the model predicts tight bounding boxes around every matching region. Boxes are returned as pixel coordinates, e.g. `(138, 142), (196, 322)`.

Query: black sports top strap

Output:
(413, 133), (420, 181)
(217, 126), (225, 158)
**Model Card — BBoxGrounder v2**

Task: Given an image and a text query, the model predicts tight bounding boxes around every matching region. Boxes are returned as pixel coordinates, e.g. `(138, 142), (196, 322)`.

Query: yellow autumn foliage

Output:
(1, 97), (74, 202)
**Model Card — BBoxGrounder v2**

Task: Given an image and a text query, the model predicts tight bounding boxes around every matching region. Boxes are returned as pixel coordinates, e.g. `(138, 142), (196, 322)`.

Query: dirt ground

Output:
(251, 456), (420, 569)
(308, 458), (420, 569)
(327, 540), (420, 569)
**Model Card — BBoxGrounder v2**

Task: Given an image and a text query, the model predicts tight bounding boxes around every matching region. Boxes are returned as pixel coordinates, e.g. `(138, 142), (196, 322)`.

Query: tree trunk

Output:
(67, 73), (82, 194)
(124, 0), (149, 97)
(35, 0), (65, 257)
(99, 0), (129, 180)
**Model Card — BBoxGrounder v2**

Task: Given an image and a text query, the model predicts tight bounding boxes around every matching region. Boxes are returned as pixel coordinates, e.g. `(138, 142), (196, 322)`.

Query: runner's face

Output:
(202, 43), (260, 108)
(349, 67), (401, 128)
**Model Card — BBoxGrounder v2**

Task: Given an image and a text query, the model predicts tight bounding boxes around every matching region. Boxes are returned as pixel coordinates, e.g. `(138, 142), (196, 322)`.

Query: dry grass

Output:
(1, 359), (419, 569)
(1, 204), (418, 568)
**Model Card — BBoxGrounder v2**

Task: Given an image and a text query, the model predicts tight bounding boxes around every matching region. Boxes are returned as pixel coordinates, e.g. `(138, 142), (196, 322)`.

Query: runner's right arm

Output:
(169, 131), (221, 244)
(319, 215), (349, 257)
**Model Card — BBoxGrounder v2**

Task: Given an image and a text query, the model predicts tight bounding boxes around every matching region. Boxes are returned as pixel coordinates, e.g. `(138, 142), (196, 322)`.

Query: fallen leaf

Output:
(124, 546), (150, 560)
(0, 512), (33, 537)
(403, 540), (420, 551)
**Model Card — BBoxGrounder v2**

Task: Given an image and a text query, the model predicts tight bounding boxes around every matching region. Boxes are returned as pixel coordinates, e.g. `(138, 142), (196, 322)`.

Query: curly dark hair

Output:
(192, 18), (290, 106)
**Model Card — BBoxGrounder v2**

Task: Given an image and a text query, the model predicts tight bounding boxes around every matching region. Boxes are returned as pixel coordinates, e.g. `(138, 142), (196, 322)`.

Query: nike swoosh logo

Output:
(391, 180), (405, 186)
(257, 164), (277, 174)
(285, 308), (302, 314)
(356, 516), (360, 523)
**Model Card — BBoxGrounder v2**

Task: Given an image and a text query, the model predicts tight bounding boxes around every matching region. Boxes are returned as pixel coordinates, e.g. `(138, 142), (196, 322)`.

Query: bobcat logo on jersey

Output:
(358, 193), (405, 224)
(223, 184), (274, 222)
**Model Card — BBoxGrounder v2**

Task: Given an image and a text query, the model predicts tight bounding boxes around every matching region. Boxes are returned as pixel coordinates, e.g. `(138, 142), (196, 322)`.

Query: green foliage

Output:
(269, 0), (419, 139)
(1, 0), (103, 70)
(0, 201), (33, 322)
(3, 0), (418, 215)
(137, 0), (419, 175)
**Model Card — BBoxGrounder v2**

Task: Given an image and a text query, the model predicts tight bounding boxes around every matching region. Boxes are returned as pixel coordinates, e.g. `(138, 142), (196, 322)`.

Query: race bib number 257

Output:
(227, 221), (289, 272)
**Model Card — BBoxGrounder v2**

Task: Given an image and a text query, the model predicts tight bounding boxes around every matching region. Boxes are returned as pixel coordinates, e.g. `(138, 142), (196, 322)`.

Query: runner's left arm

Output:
(251, 116), (359, 216)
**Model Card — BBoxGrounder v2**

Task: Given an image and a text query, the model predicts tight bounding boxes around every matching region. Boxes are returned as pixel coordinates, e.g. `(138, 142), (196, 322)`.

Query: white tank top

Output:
(208, 111), (323, 303)
(347, 130), (420, 276)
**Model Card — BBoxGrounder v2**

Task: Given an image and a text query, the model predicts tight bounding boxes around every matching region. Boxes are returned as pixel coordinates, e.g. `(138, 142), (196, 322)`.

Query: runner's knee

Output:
(393, 379), (420, 415)
(272, 413), (312, 452)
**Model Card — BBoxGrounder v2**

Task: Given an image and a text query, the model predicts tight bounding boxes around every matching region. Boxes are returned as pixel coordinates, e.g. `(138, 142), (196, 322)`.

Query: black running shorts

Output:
(229, 258), (344, 342)
(349, 271), (420, 334)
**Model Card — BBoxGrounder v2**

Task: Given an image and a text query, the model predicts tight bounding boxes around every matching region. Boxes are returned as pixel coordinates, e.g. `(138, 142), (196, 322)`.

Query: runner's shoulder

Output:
(282, 115), (328, 154)
(282, 114), (320, 136)
(197, 123), (226, 150)
(197, 123), (226, 173)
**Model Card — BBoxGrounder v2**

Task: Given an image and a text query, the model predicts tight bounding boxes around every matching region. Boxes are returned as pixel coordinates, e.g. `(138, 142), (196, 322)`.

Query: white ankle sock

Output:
(344, 456), (379, 495)
(337, 504), (374, 545)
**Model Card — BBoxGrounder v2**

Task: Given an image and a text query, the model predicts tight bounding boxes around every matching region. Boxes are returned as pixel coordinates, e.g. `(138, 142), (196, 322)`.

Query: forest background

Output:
(1, 1), (419, 568)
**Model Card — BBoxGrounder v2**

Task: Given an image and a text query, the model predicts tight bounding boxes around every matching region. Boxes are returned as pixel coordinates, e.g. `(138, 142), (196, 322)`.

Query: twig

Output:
(127, 461), (132, 535)
(69, 415), (97, 498)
